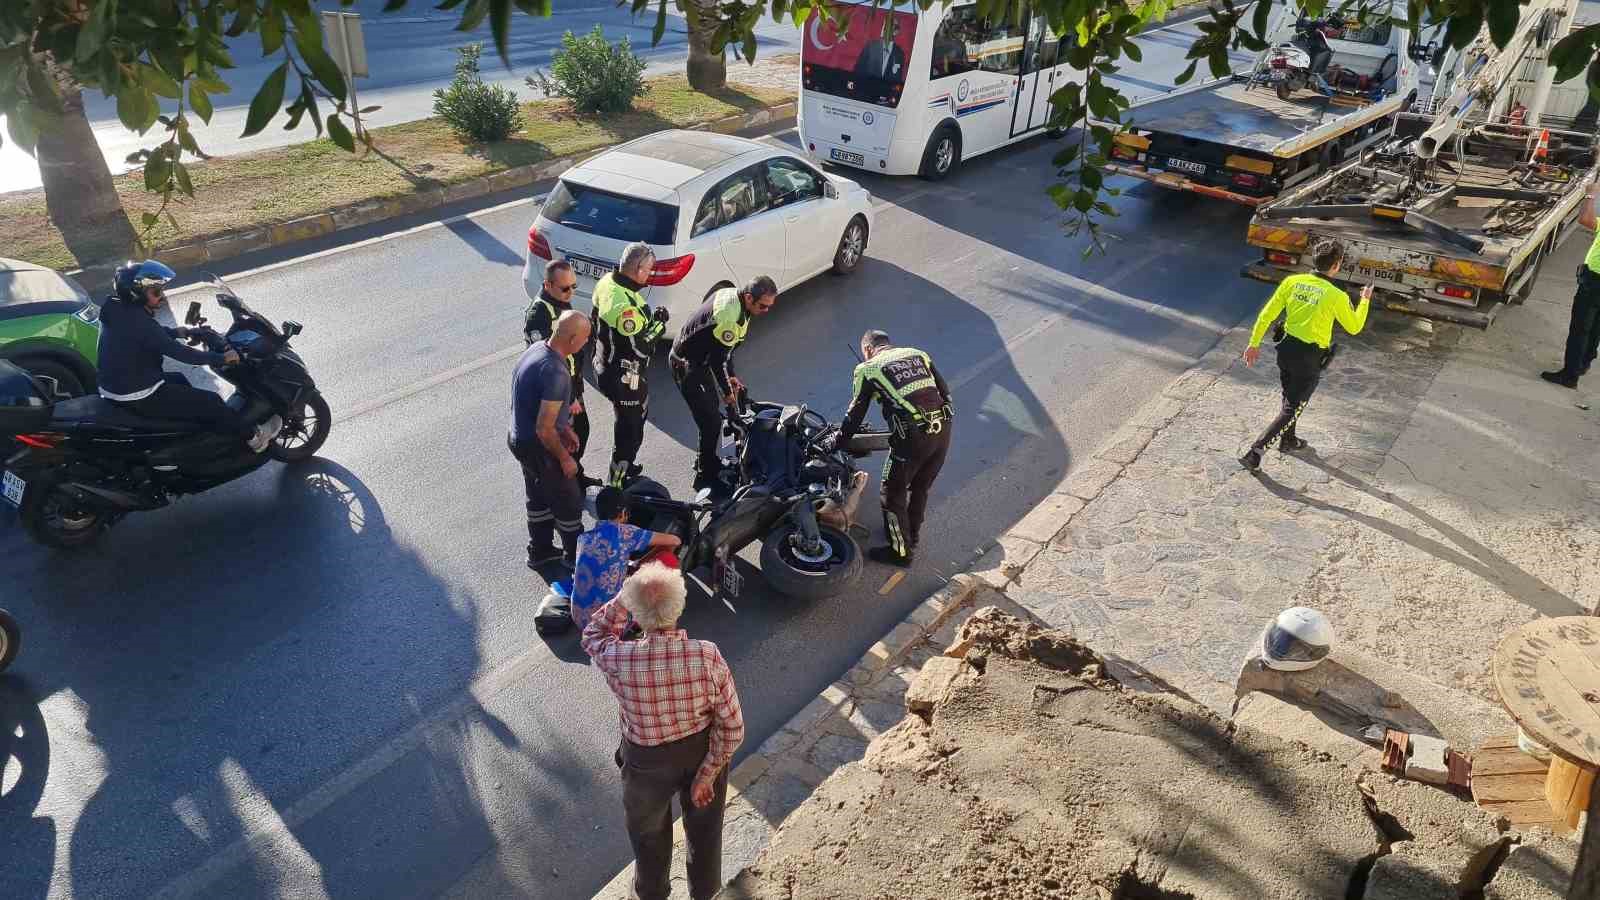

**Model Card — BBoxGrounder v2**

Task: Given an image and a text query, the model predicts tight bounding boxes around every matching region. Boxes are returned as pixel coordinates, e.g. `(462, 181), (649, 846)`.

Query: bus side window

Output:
(930, 7), (1027, 79)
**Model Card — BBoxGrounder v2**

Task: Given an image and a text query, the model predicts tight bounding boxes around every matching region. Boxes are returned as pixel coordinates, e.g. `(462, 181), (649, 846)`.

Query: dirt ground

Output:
(717, 609), (1579, 900)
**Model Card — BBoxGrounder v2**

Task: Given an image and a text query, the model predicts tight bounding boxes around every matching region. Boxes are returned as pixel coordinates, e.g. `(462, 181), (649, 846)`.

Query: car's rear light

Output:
(1435, 283), (1473, 299)
(527, 225), (552, 260)
(1110, 145), (1137, 161)
(1232, 172), (1263, 189)
(648, 254), (695, 286)
(15, 433), (62, 448)
(1266, 251), (1297, 266)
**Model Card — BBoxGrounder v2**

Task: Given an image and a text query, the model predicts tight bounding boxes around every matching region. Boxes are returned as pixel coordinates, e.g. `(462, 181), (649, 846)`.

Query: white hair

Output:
(619, 241), (656, 274)
(619, 561), (686, 631)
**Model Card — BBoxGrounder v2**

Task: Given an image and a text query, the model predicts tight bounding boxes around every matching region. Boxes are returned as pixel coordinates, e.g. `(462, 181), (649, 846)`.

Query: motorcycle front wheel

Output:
(269, 390), (332, 464)
(0, 608), (19, 672)
(20, 478), (106, 550)
(760, 521), (863, 601)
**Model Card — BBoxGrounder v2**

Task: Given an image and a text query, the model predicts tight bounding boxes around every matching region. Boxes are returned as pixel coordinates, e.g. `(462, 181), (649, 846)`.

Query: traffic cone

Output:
(1532, 128), (1550, 162)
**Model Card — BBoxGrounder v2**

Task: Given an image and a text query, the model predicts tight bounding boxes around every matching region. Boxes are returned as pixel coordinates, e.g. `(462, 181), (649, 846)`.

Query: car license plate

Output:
(830, 148), (865, 166)
(1162, 157), (1207, 176)
(570, 259), (613, 280)
(2, 471), (24, 507)
(1353, 264), (1403, 284)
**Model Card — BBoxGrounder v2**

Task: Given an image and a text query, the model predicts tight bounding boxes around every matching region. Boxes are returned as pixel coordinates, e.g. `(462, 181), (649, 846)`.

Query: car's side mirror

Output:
(282, 320), (303, 338)
(185, 301), (202, 325)
(824, 181), (839, 200)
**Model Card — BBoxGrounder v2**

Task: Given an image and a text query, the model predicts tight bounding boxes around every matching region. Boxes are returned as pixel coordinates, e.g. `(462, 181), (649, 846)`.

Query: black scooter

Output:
(0, 277), (330, 549)
(624, 399), (887, 604)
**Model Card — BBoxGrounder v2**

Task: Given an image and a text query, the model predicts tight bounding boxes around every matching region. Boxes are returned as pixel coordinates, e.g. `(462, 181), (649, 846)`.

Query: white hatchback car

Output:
(522, 130), (874, 319)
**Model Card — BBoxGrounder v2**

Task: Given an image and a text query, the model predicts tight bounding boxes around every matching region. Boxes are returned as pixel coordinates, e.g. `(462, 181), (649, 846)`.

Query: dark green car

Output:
(0, 258), (101, 400)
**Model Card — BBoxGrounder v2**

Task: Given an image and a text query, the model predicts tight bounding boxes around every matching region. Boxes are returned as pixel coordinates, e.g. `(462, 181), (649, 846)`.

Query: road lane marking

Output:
(878, 571), (906, 594)
(340, 344), (526, 423)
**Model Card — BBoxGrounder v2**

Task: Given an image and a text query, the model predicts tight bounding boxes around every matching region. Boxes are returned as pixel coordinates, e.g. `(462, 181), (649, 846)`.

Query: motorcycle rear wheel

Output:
(19, 478), (106, 549)
(760, 521), (863, 601)
(269, 391), (332, 464)
(0, 608), (19, 672)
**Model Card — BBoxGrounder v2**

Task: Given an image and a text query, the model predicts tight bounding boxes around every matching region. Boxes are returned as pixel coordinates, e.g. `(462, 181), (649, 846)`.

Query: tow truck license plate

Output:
(830, 148), (865, 166)
(570, 259), (613, 280)
(1353, 264), (1403, 284)
(1162, 157), (1207, 175)
(2, 471), (24, 507)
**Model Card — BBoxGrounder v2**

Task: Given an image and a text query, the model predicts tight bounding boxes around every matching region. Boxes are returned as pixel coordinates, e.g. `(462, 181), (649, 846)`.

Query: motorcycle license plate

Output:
(2, 471), (24, 508)
(717, 561), (743, 598)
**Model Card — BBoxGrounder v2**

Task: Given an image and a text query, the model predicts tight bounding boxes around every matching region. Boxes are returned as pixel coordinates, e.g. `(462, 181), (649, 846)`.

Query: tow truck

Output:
(1243, 0), (1595, 328)
(1105, 3), (1432, 205)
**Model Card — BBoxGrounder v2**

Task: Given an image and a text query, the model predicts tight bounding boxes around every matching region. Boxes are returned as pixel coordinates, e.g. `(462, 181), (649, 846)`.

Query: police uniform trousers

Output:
(1252, 335), (1323, 452)
(672, 362), (727, 479)
(508, 435), (583, 557)
(881, 421), (952, 557)
(597, 363), (649, 467)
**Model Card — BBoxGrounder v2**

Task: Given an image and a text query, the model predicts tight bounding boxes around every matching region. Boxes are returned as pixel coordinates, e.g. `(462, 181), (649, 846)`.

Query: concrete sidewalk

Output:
(586, 238), (1600, 899)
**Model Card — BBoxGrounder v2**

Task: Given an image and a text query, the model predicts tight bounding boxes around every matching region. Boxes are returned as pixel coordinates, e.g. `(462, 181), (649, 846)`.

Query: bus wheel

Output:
(920, 127), (961, 180)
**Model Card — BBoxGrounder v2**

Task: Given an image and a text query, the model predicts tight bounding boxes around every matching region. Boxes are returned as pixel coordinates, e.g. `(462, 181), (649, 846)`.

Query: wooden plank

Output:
(1482, 799), (1559, 826)
(1473, 772), (1550, 804)
(1479, 733), (1522, 751)
(1473, 748), (1551, 776)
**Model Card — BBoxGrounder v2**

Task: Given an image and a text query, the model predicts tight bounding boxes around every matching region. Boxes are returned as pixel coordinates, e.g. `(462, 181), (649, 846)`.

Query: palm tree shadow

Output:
(1252, 453), (1586, 618)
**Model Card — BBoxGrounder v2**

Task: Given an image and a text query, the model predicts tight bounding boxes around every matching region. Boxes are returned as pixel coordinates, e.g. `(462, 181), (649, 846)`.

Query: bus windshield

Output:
(802, 2), (919, 109)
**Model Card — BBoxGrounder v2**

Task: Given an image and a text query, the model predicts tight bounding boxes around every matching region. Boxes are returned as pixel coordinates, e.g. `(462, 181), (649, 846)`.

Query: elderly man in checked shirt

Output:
(582, 561), (744, 900)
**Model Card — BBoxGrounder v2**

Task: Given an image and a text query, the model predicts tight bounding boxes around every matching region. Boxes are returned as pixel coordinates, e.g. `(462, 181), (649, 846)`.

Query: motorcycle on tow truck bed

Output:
(624, 398), (888, 604)
(0, 275), (330, 549)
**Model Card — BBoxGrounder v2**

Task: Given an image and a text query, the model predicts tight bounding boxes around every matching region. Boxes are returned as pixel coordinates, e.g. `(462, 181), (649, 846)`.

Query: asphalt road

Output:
(0, 107), (1268, 897)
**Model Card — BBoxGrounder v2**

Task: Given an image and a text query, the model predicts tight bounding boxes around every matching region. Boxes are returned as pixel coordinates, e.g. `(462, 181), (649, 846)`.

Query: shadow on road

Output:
(0, 675), (53, 900)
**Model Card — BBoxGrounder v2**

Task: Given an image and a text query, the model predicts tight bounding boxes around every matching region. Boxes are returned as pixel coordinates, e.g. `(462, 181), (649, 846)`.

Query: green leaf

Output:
(1081, 165), (1103, 190)
(178, 127), (201, 156)
(653, 0), (668, 46)
(139, 62), (181, 99)
(144, 151), (172, 190)
(241, 62), (289, 137)
(1252, 0), (1273, 39)
(742, 32), (758, 64)
(490, 0), (516, 64)
(141, 211), (160, 227)
(1122, 39), (1142, 63)
(1072, 189), (1095, 212)
(360, 105), (382, 113)
(1486, 0), (1518, 48)
(190, 84), (214, 123)
(1443, 7), (1483, 51)
(5, 107), (39, 153)
(226, 3), (258, 38)
(293, 27), (348, 101)
(262, 12), (286, 55)
(1208, 46), (1230, 79)
(1052, 142), (1081, 166)
(1550, 27), (1600, 81)
(174, 160), (195, 197)
(327, 114), (357, 151)
(384, 0), (409, 10)
(303, 82), (325, 135)
(76, 0), (114, 63)
(457, 0), (491, 32)
(116, 84), (158, 133)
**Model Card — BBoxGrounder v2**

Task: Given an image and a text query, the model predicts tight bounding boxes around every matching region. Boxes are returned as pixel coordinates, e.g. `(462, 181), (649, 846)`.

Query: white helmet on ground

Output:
(1261, 607), (1334, 671)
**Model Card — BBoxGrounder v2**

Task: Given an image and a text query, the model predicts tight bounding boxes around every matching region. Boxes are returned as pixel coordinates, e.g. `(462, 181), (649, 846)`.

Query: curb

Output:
(69, 101), (798, 281)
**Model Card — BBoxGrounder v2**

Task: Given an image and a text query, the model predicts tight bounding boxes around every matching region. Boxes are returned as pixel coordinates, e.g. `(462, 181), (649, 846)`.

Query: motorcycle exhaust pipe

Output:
(816, 471), (869, 531)
(60, 482), (157, 511)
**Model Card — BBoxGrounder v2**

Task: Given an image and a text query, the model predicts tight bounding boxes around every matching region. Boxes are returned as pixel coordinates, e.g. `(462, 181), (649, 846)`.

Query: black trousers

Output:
(572, 405), (591, 466)
(1559, 267), (1600, 377)
(508, 437), (583, 556)
(117, 373), (253, 441)
(616, 728), (728, 900)
(673, 364), (726, 479)
(882, 424), (951, 556)
(597, 363), (648, 467)
(1252, 336), (1324, 452)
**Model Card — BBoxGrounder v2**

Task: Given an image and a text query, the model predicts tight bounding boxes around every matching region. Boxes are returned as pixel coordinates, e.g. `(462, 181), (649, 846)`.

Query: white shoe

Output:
(247, 416), (283, 453)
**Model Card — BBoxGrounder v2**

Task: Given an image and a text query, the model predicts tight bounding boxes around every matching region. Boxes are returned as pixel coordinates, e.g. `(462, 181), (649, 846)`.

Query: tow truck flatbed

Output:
(1129, 78), (1398, 156)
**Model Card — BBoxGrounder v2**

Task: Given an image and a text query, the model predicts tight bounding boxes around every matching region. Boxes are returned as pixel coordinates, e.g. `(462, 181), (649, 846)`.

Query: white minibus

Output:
(798, 0), (1082, 178)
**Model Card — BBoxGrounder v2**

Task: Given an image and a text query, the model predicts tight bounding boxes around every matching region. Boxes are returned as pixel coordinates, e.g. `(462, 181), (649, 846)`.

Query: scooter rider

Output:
(526, 258), (598, 487)
(591, 242), (669, 488)
(834, 330), (953, 568)
(669, 276), (778, 492)
(97, 260), (278, 452)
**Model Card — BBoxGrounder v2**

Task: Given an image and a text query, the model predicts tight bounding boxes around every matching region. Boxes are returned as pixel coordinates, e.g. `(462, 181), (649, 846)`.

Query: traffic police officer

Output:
(1240, 239), (1371, 471)
(525, 258), (598, 487)
(669, 275), (778, 492)
(836, 330), (953, 567)
(591, 241), (669, 488)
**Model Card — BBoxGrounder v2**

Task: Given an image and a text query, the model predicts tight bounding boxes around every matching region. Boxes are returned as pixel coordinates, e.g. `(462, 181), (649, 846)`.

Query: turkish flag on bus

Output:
(803, 3), (918, 81)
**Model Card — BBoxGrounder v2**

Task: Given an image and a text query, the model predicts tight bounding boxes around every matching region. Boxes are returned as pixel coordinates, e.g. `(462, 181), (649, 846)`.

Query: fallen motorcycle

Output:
(0, 276), (329, 549)
(0, 608), (17, 672)
(624, 399), (887, 603)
